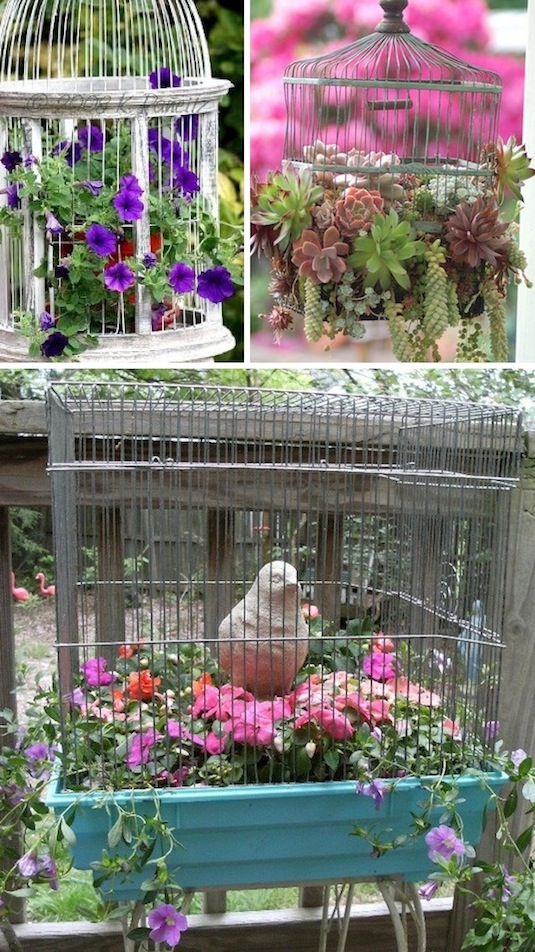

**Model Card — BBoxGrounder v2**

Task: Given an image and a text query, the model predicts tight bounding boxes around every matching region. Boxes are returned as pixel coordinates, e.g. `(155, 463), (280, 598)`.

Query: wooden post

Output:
(96, 507), (126, 661)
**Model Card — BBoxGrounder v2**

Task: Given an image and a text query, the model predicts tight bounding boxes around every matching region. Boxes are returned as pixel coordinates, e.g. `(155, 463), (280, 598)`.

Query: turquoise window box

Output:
(47, 770), (506, 901)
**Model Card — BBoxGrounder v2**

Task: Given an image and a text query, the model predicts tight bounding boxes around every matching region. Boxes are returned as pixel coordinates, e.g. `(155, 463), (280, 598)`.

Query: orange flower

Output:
(118, 641), (144, 659)
(192, 672), (214, 697)
(127, 670), (161, 700)
(112, 689), (126, 712)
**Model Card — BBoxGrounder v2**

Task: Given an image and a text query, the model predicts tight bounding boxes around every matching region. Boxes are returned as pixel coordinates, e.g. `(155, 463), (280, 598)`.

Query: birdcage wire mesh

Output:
(46, 383), (522, 792)
(0, 0), (234, 360)
(283, 0), (501, 201)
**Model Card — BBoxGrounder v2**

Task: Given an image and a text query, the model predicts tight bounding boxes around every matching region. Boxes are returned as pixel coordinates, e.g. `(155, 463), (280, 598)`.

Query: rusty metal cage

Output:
(47, 382), (522, 792)
(283, 0), (502, 201)
(0, 0), (235, 364)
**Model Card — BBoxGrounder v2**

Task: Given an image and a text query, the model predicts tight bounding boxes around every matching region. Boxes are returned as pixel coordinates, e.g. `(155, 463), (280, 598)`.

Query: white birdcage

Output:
(0, 0), (237, 364)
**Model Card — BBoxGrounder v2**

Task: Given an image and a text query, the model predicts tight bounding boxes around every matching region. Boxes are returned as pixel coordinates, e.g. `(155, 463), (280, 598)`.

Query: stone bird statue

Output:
(218, 561), (309, 698)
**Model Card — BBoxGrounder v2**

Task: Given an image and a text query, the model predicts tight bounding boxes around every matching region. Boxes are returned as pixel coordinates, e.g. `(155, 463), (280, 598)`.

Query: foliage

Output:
(9, 509), (54, 592)
(254, 143), (533, 361)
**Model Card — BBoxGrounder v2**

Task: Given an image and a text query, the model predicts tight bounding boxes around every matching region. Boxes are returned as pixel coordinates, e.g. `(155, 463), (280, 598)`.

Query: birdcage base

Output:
(47, 770), (506, 902)
(0, 324), (235, 365)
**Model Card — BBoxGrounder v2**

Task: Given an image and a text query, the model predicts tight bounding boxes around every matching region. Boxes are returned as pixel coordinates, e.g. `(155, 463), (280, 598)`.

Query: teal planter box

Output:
(47, 771), (506, 900)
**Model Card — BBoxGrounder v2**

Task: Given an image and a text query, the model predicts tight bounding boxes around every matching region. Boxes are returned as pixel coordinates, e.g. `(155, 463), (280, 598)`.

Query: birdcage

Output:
(252, 0), (533, 360)
(0, 0), (237, 364)
(45, 382), (520, 905)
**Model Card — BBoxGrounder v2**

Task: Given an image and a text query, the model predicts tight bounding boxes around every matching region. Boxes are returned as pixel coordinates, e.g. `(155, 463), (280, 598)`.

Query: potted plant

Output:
(252, 137), (534, 361)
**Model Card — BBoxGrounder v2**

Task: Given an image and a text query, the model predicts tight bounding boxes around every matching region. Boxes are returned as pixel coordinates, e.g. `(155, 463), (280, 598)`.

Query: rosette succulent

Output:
(334, 187), (384, 237)
(348, 210), (425, 290)
(491, 135), (535, 204)
(251, 165), (323, 254)
(291, 225), (349, 284)
(444, 197), (510, 269)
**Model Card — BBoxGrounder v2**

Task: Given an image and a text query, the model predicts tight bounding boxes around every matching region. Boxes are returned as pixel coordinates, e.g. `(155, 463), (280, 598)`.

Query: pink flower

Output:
(362, 651), (398, 682)
(425, 825), (466, 864)
(295, 705), (354, 740)
(127, 728), (161, 767)
(148, 903), (188, 947)
(227, 698), (291, 746)
(302, 602), (320, 620)
(81, 657), (116, 687)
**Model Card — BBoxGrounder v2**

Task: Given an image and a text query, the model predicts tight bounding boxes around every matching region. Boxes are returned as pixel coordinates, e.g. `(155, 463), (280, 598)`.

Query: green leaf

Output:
(107, 816), (124, 849)
(60, 816), (77, 845)
(503, 787), (518, 817)
(515, 825), (534, 853)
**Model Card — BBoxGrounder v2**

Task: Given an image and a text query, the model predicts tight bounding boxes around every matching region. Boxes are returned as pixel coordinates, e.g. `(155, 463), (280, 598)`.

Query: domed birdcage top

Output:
(283, 0), (502, 176)
(0, 0), (227, 115)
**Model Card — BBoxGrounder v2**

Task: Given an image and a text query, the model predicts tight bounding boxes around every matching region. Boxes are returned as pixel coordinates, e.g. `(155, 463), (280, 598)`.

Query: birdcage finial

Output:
(376, 0), (411, 34)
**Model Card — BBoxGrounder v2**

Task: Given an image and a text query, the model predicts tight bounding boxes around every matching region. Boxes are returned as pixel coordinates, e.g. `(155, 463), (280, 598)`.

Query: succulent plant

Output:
(444, 197), (510, 269)
(488, 136), (535, 204)
(251, 165), (323, 255)
(348, 209), (425, 291)
(334, 187), (384, 238)
(291, 225), (349, 284)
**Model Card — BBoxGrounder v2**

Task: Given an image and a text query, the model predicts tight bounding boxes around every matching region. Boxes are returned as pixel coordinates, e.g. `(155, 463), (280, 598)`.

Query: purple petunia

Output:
(113, 188), (144, 222)
(45, 210), (64, 236)
(6, 183), (21, 209)
(173, 165), (200, 198)
(148, 903), (188, 946)
(40, 331), (69, 359)
(86, 223), (117, 258)
(197, 266), (234, 304)
(52, 139), (82, 167)
(104, 261), (136, 293)
(120, 174), (143, 197)
(39, 311), (55, 330)
(355, 778), (388, 810)
(169, 262), (195, 295)
(55, 259), (70, 279)
(1, 149), (22, 172)
(484, 720), (500, 742)
(425, 825), (466, 864)
(143, 252), (157, 269)
(176, 114), (199, 142)
(149, 67), (181, 89)
(78, 180), (104, 197)
(78, 124), (104, 152)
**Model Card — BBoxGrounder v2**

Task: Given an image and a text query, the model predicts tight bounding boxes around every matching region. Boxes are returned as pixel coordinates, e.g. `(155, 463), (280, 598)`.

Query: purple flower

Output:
(143, 252), (157, 269)
(113, 188), (144, 222)
(418, 880), (439, 900)
(425, 825), (466, 864)
(356, 778), (388, 810)
(484, 720), (500, 742)
(149, 67), (181, 89)
(81, 656), (116, 687)
(511, 748), (528, 768)
(78, 124), (104, 152)
(45, 210), (64, 236)
(25, 742), (51, 762)
(18, 851), (41, 878)
(173, 165), (200, 198)
(169, 262), (195, 294)
(1, 149), (22, 172)
(78, 180), (104, 196)
(197, 266), (234, 304)
(127, 728), (161, 768)
(120, 174), (143, 197)
(64, 686), (85, 706)
(52, 139), (81, 167)
(55, 259), (70, 279)
(40, 331), (69, 359)
(176, 114), (199, 142)
(6, 183), (21, 209)
(24, 154), (37, 168)
(39, 854), (59, 890)
(104, 262), (136, 293)
(148, 903), (188, 946)
(86, 223), (117, 257)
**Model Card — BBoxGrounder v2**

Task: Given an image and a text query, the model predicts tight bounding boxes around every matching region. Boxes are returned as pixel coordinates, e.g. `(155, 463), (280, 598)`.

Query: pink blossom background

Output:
(251, 0), (526, 179)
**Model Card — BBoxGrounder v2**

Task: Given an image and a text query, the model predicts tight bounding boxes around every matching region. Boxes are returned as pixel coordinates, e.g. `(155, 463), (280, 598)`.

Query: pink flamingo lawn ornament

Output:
(35, 572), (56, 597)
(11, 572), (30, 602)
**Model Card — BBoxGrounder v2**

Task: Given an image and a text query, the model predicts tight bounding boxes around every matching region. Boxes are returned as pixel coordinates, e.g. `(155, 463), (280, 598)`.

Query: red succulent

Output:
(291, 225), (349, 284)
(444, 197), (510, 269)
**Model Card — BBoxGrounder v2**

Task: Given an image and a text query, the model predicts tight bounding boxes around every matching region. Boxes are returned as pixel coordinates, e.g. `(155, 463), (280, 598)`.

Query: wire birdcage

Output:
(0, 0), (236, 363)
(283, 0), (502, 201)
(46, 382), (522, 796)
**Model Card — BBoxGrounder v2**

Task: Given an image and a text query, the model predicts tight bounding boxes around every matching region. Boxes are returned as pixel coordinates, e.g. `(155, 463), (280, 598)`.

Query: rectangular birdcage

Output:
(46, 382), (522, 802)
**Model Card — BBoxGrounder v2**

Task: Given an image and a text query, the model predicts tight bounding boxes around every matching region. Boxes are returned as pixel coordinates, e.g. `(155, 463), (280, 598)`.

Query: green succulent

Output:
(493, 135), (535, 204)
(251, 165), (323, 254)
(348, 209), (426, 291)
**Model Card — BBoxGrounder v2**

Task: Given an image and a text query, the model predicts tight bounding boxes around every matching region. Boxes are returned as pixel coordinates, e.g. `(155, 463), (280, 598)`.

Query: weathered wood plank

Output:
(13, 899), (452, 952)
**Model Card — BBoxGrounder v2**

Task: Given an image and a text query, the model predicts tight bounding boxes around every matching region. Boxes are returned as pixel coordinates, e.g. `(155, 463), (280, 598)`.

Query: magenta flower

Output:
(127, 728), (161, 767)
(197, 266), (234, 304)
(1, 149), (22, 171)
(104, 262), (136, 293)
(356, 778), (388, 810)
(81, 656), (116, 687)
(86, 223), (117, 257)
(148, 903), (188, 946)
(40, 331), (69, 359)
(294, 706), (354, 741)
(425, 825), (466, 864)
(78, 124), (104, 152)
(362, 651), (398, 682)
(169, 261), (195, 295)
(227, 700), (277, 746)
(113, 188), (144, 222)
(418, 880), (439, 900)
(149, 67), (181, 89)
